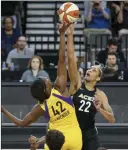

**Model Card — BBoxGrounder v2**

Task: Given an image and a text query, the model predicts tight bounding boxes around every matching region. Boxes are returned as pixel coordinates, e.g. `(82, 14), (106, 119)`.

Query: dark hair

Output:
(108, 38), (118, 47)
(3, 16), (14, 25)
(30, 78), (46, 102)
(107, 52), (117, 58)
(28, 55), (44, 70)
(98, 147), (107, 150)
(46, 130), (65, 150)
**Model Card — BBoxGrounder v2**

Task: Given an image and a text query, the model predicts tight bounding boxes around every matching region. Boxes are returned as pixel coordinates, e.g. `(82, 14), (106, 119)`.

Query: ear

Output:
(96, 76), (100, 82)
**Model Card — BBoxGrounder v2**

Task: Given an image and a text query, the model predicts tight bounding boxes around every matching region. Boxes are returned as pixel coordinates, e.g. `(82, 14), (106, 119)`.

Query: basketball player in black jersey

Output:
(66, 24), (115, 150)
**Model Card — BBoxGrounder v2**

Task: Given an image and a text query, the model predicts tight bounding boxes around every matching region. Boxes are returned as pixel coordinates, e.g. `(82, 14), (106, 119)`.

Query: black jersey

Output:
(73, 84), (97, 130)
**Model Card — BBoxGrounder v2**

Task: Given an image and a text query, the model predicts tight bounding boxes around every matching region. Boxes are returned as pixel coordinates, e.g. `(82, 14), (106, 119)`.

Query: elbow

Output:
(19, 121), (27, 128)
(118, 19), (123, 24)
(59, 56), (65, 63)
(109, 116), (116, 123)
(68, 54), (74, 60)
(87, 18), (91, 23)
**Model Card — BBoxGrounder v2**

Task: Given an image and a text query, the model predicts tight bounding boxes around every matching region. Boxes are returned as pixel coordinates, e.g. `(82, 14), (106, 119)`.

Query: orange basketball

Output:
(58, 2), (80, 23)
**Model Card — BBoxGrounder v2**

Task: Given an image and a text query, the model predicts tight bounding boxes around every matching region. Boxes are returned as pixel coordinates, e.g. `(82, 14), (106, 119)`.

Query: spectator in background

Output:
(97, 38), (126, 66)
(84, 0), (111, 36)
(21, 55), (50, 82)
(103, 53), (119, 81)
(1, 16), (21, 60)
(117, 1), (128, 38)
(109, 1), (121, 37)
(6, 36), (34, 67)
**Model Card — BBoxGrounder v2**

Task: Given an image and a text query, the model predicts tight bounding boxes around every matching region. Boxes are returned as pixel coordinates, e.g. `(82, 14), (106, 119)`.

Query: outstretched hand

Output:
(28, 135), (40, 150)
(66, 23), (76, 35)
(58, 22), (71, 34)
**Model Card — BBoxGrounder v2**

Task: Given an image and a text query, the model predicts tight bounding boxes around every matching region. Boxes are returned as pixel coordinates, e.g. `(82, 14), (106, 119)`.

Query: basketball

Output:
(58, 2), (80, 23)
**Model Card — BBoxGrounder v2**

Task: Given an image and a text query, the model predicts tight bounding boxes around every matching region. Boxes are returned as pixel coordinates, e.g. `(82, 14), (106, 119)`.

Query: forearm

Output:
(117, 9), (123, 24)
(2, 108), (24, 127)
(67, 34), (78, 83)
(101, 8), (109, 19)
(59, 33), (65, 62)
(67, 34), (75, 58)
(87, 8), (92, 22)
(37, 136), (46, 146)
(99, 108), (115, 123)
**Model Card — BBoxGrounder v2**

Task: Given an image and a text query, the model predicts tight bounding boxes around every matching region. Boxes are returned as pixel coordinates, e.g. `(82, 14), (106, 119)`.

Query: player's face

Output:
(31, 58), (40, 70)
(85, 66), (101, 82)
(41, 77), (52, 99)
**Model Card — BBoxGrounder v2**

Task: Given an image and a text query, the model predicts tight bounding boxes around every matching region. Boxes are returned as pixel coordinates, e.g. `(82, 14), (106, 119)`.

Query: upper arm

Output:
(21, 71), (27, 81)
(6, 52), (12, 66)
(69, 71), (81, 95)
(105, 8), (110, 16)
(22, 104), (44, 126)
(54, 75), (67, 93)
(100, 91), (113, 114)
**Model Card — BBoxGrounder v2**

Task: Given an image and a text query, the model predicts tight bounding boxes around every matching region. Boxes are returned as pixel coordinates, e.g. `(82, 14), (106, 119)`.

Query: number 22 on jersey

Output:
(78, 100), (91, 113)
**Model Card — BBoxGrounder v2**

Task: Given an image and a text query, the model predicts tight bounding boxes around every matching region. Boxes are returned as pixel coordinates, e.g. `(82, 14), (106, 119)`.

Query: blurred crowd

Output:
(1, 1), (128, 83)
(84, 0), (128, 37)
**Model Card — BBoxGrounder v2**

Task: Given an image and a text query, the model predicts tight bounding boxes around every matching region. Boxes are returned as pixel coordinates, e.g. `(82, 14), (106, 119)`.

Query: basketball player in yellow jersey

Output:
(1, 23), (82, 150)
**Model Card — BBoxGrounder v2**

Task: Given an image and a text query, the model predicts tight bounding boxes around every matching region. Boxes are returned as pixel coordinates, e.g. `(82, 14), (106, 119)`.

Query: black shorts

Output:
(82, 127), (100, 150)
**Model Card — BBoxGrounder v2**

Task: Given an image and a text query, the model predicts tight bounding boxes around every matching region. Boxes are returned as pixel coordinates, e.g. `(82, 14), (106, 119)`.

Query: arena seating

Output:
(26, 1), (85, 57)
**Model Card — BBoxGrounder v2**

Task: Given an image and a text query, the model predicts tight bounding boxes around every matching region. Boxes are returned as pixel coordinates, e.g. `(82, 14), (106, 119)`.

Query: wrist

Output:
(68, 33), (73, 36)
(60, 32), (65, 36)
(37, 137), (45, 145)
(98, 107), (102, 112)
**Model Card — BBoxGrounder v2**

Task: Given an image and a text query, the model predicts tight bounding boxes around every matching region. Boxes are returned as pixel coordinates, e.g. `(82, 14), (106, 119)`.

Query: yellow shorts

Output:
(44, 127), (82, 150)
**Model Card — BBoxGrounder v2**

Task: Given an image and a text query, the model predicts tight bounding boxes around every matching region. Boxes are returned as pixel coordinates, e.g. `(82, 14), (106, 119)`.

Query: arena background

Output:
(1, 0), (128, 150)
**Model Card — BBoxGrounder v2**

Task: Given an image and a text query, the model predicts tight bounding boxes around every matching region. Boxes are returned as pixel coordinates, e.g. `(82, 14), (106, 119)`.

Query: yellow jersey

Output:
(40, 88), (82, 150)
(40, 88), (80, 130)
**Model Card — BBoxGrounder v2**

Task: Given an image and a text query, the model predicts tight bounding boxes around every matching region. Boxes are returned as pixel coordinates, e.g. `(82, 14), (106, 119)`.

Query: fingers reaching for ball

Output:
(66, 23), (76, 35)
(58, 22), (72, 34)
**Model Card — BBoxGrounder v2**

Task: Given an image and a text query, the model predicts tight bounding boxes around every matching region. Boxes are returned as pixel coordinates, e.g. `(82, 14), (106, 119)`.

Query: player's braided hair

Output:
(46, 130), (65, 150)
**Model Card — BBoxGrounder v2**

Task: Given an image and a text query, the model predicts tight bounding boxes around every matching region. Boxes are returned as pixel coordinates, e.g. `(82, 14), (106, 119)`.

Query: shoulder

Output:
(96, 89), (108, 101)
(39, 70), (48, 74)
(23, 70), (31, 75)
(32, 103), (45, 116)
(96, 89), (107, 97)
(8, 49), (16, 55)
(26, 48), (35, 53)
(104, 8), (110, 11)
(39, 70), (49, 76)
(98, 50), (106, 55)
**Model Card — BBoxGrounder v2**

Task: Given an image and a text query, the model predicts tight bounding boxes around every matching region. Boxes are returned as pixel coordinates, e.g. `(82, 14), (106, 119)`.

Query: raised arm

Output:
(67, 24), (81, 95)
(1, 104), (44, 127)
(54, 23), (70, 93)
(117, 3), (124, 24)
